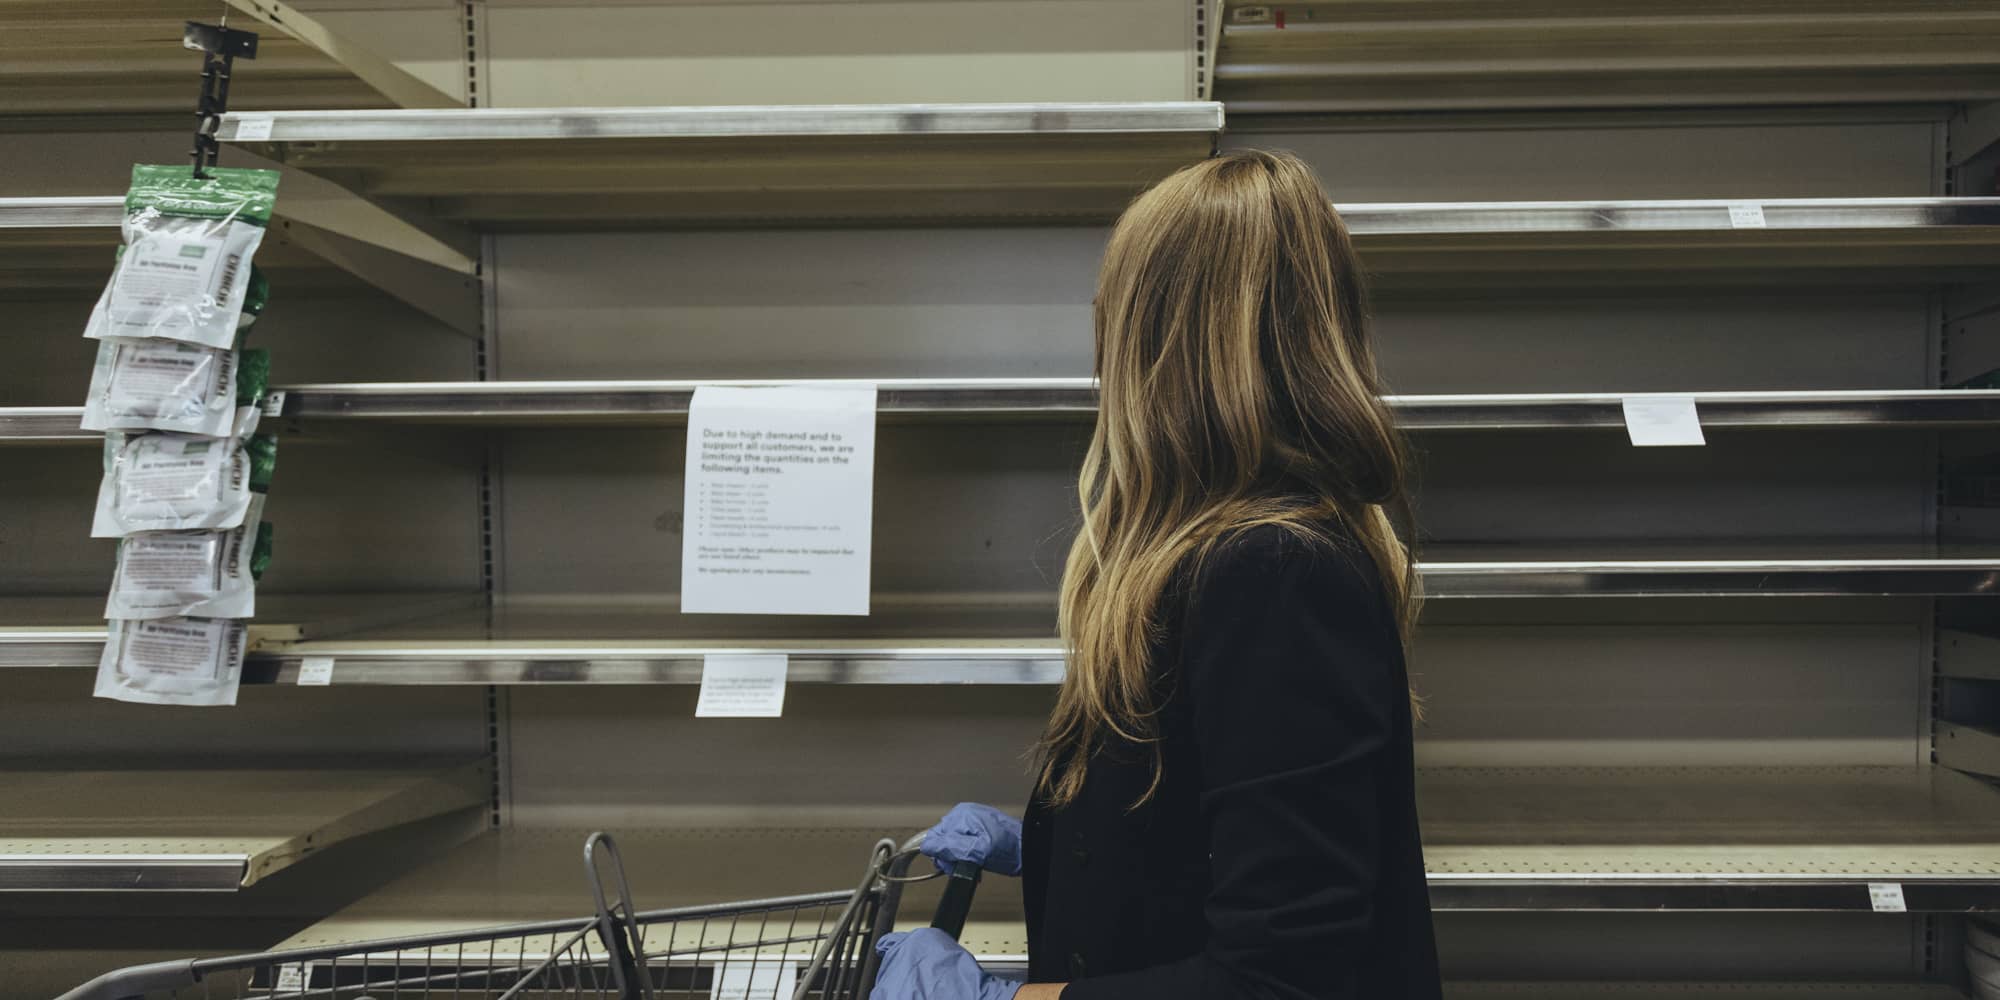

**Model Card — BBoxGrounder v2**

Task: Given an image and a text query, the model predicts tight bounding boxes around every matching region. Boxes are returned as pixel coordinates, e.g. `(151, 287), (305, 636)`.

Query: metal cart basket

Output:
(57, 831), (973, 1000)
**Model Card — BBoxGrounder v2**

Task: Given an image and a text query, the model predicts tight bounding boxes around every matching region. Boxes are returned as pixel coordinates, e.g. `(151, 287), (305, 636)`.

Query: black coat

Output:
(1021, 523), (1442, 1000)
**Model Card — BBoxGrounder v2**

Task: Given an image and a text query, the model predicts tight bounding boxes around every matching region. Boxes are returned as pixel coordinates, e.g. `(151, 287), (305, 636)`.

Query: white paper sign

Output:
(1867, 882), (1908, 912)
(274, 964), (306, 992)
(710, 961), (798, 1000)
(233, 116), (275, 141)
(1727, 203), (1767, 229)
(696, 654), (789, 718)
(681, 385), (877, 616)
(1621, 396), (1706, 447)
(296, 656), (335, 686)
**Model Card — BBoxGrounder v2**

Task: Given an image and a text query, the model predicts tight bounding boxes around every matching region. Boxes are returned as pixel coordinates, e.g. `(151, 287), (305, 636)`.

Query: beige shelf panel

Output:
(0, 761), (489, 891)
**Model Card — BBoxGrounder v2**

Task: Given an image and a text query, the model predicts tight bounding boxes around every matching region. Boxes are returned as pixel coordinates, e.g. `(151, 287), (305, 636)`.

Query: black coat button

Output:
(1069, 952), (1088, 977)
(1072, 847), (1089, 865)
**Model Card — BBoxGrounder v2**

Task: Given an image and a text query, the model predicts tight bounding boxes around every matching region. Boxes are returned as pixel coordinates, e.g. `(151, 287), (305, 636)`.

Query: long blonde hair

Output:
(1038, 149), (1420, 807)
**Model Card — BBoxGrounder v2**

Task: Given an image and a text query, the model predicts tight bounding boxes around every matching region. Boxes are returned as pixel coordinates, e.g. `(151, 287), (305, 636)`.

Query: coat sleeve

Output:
(1059, 528), (1402, 1000)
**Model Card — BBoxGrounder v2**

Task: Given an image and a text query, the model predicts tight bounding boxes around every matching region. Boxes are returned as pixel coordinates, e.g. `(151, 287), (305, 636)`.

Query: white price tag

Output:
(260, 390), (288, 419)
(274, 964), (306, 991)
(1621, 396), (1706, 447)
(1727, 203), (1767, 229)
(710, 962), (797, 1000)
(1868, 882), (1907, 912)
(233, 116), (275, 141)
(296, 656), (335, 686)
(696, 654), (788, 718)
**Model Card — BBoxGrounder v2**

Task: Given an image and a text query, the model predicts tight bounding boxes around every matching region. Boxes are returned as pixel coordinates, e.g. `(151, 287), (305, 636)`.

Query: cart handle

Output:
(878, 835), (983, 939)
(50, 959), (198, 1000)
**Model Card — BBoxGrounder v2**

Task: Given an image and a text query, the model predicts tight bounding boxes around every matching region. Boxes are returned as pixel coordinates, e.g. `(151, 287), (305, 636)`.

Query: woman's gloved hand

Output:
(922, 803), (1023, 876)
(872, 928), (1022, 1000)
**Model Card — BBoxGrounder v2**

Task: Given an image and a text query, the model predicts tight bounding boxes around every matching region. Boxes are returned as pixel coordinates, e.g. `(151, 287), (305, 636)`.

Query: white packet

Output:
(84, 165), (278, 350)
(94, 617), (248, 707)
(105, 495), (264, 620)
(81, 338), (238, 436)
(92, 408), (265, 538)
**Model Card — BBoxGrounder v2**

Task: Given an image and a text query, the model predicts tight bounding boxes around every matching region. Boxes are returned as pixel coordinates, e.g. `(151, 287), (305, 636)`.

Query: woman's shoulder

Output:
(1198, 519), (1382, 596)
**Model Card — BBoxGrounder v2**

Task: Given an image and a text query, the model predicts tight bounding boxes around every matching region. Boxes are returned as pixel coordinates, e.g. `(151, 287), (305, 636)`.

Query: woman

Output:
(873, 149), (1440, 1000)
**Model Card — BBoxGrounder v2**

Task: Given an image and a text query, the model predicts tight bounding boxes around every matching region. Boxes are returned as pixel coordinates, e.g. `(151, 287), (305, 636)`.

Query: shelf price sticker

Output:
(1727, 203), (1767, 229)
(696, 654), (789, 718)
(296, 656), (335, 686)
(1621, 395), (1705, 447)
(233, 116), (276, 142)
(273, 964), (307, 992)
(1867, 882), (1907, 913)
(711, 961), (798, 1000)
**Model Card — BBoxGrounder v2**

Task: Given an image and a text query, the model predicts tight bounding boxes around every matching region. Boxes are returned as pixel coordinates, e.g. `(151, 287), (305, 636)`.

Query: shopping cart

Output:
(57, 831), (985, 1000)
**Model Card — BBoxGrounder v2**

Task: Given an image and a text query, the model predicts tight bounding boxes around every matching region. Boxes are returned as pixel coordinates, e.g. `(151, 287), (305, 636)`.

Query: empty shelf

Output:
(1420, 543), (2000, 598)
(278, 765), (2000, 952)
(1420, 765), (2000, 911)
(220, 103), (1225, 227)
(1216, 1), (2000, 113)
(0, 593), (486, 669)
(1442, 987), (1965, 1000)
(0, 407), (92, 442)
(0, 761), (488, 891)
(18, 386), (2000, 440)
(3, 0), (392, 116)
(267, 381), (2000, 429)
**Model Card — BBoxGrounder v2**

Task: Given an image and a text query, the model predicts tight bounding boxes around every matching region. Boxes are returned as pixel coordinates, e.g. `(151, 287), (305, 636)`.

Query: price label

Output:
(1727, 203), (1767, 229)
(274, 964), (307, 991)
(233, 116), (276, 141)
(260, 391), (288, 420)
(296, 656), (335, 686)
(1621, 396), (1706, 447)
(696, 654), (788, 718)
(1868, 882), (1907, 912)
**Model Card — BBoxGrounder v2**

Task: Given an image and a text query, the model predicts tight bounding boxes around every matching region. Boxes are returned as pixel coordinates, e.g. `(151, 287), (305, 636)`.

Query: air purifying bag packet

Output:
(105, 494), (270, 620)
(82, 341), (269, 436)
(85, 165), (279, 349)
(92, 410), (277, 537)
(94, 616), (248, 707)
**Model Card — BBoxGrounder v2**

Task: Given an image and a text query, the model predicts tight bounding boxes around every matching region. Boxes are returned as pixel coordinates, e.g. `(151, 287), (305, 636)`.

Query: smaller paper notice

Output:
(274, 964), (306, 992)
(1621, 396), (1706, 447)
(710, 962), (798, 1000)
(1727, 203), (1768, 229)
(296, 656), (335, 687)
(696, 654), (788, 718)
(1867, 882), (1908, 913)
(234, 116), (276, 142)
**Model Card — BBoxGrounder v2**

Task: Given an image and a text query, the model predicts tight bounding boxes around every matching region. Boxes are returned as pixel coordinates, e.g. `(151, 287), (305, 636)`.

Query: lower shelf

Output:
(0, 762), (490, 891)
(1444, 987), (1965, 999)
(276, 764), (2000, 955)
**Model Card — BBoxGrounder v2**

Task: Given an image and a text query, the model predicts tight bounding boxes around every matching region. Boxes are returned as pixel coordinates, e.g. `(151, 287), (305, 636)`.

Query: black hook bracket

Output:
(184, 21), (260, 178)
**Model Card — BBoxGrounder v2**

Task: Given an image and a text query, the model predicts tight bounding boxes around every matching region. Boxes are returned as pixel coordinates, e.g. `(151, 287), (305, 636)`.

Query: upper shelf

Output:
(0, 195), (347, 295)
(0, 761), (487, 891)
(218, 103), (1226, 227)
(1214, 1), (2000, 114)
(0, 594), (484, 669)
(1, 1), (392, 117)
(14, 384), (2000, 437)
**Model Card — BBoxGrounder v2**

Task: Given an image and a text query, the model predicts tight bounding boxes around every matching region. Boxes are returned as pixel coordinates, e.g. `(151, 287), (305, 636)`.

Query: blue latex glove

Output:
(921, 803), (1023, 877)
(872, 928), (1023, 1000)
